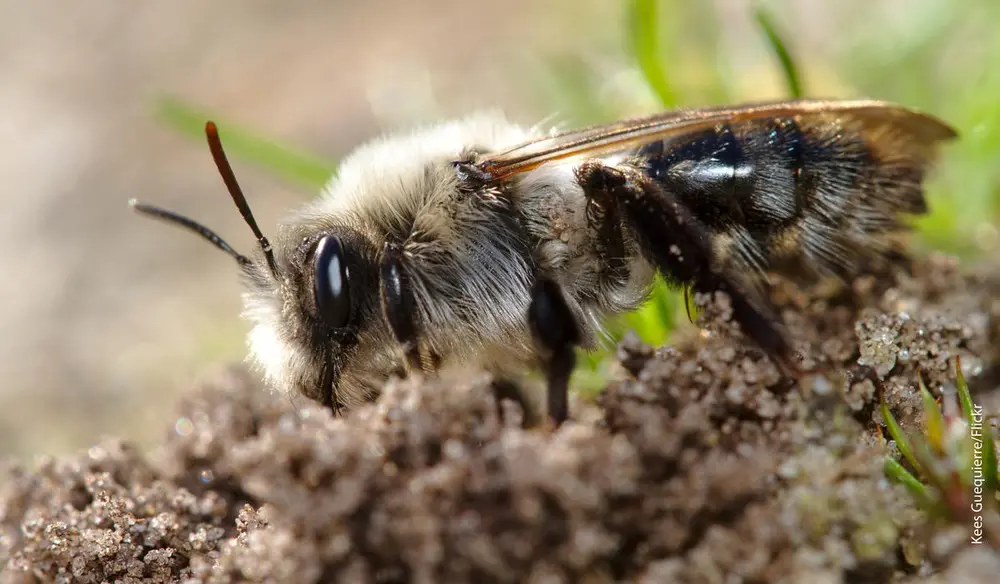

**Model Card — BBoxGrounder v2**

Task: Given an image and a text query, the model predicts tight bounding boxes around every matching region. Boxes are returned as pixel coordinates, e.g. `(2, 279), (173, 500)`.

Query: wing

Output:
(475, 99), (957, 181)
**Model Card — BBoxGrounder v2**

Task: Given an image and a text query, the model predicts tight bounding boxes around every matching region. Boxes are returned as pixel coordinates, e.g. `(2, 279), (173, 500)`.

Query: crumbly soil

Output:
(2, 252), (999, 584)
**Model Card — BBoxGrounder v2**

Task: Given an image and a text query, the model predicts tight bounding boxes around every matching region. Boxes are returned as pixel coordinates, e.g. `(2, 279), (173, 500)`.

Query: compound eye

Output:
(313, 235), (351, 329)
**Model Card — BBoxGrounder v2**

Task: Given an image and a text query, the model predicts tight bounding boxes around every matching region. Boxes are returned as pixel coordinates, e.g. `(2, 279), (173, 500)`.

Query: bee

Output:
(130, 99), (956, 425)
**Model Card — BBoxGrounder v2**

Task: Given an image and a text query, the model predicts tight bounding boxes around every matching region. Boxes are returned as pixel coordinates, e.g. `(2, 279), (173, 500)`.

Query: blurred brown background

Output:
(2, 0), (996, 457)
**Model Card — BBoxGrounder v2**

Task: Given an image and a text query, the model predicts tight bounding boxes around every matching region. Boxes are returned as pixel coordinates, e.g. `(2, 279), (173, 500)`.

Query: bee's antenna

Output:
(128, 199), (252, 267)
(205, 121), (279, 278)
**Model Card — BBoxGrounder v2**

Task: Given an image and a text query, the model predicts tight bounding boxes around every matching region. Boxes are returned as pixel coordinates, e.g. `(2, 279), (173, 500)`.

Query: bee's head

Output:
(238, 218), (390, 409)
(131, 121), (393, 410)
(241, 111), (534, 407)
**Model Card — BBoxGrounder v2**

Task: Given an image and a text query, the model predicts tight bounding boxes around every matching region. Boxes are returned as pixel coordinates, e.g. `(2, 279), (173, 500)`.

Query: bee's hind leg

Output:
(576, 160), (800, 375)
(527, 277), (582, 426)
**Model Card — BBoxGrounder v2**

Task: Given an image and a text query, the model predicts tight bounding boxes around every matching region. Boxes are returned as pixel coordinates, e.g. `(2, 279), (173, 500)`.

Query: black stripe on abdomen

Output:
(631, 116), (873, 238)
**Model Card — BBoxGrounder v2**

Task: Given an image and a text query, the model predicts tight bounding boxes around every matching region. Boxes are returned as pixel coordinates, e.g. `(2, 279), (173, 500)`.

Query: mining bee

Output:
(131, 99), (956, 424)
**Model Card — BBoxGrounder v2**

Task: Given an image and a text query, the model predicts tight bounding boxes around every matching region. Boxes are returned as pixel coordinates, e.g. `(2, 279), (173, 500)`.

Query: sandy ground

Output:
(2, 253), (998, 582)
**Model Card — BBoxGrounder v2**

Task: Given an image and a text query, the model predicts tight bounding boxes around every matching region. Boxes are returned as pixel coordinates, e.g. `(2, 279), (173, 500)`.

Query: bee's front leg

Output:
(527, 277), (582, 426)
(575, 160), (798, 375)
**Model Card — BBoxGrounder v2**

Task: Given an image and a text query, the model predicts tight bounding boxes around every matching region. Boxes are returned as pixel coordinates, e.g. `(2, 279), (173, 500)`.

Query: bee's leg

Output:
(379, 242), (424, 374)
(527, 277), (582, 426)
(576, 160), (798, 374)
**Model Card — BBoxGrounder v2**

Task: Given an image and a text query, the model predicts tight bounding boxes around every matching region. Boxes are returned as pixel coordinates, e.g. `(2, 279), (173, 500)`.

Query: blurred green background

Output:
(1, 0), (997, 458)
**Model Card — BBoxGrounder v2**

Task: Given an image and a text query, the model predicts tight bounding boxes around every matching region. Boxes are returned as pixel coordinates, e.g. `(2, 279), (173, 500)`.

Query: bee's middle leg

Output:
(527, 277), (582, 426)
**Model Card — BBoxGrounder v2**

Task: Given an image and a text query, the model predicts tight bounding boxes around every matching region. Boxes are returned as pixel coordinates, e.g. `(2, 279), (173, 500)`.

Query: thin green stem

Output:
(753, 6), (803, 98)
(628, 0), (678, 107)
(154, 96), (338, 191)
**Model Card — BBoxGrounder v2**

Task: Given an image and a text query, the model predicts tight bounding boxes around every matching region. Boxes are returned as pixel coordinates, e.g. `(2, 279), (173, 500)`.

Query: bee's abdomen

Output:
(632, 115), (931, 277)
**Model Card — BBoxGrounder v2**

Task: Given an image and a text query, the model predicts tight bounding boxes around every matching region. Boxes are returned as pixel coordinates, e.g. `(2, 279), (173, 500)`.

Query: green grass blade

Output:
(683, 286), (700, 323)
(628, 0), (678, 107)
(649, 277), (677, 337)
(154, 96), (338, 191)
(881, 393), (920, 473)
(955, 356), (974, 422)
(753, 5), (803, 98)
(884, 457), (935, 510)
(918, 373), (945, 451)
